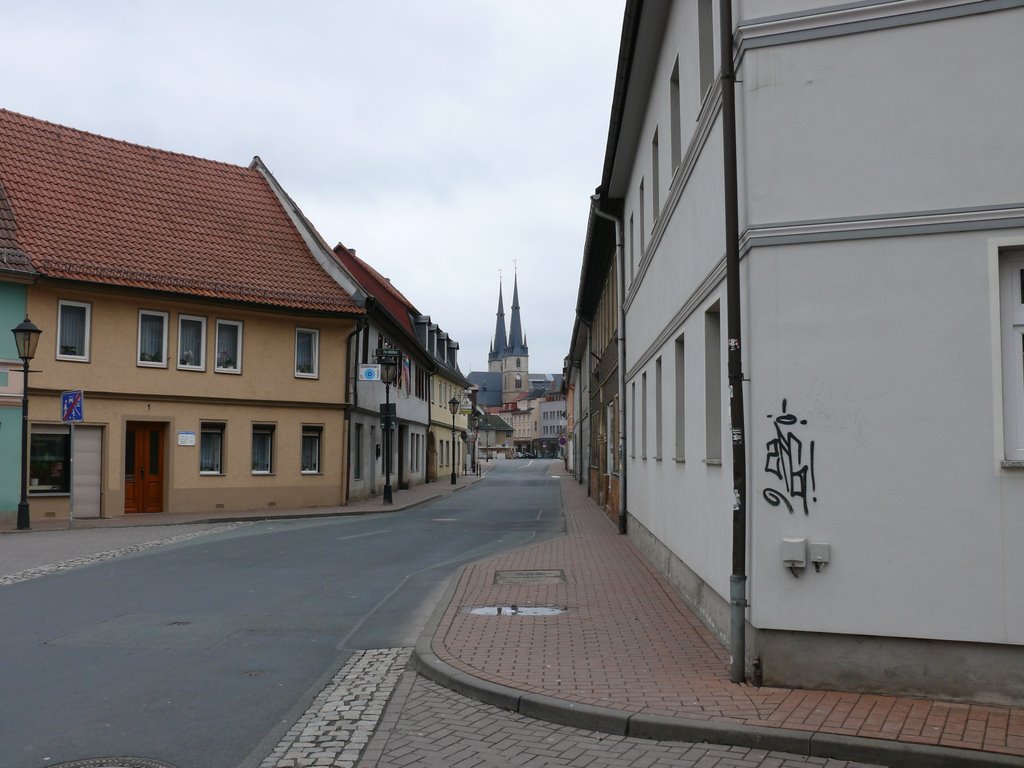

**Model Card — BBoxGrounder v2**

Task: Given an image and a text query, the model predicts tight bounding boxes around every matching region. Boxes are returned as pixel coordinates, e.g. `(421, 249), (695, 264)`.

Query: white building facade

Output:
(589, 0), (1024, 703)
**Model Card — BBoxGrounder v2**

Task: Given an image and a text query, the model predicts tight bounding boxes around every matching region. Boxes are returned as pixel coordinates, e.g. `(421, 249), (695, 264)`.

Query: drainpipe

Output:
(590, 195), (627, 536)
(344, 316), (368, 504)
(720, 0), (749, 684)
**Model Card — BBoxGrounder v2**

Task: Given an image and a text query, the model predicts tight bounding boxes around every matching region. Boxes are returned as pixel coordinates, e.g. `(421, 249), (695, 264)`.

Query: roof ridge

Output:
(0, 107), (253, 173)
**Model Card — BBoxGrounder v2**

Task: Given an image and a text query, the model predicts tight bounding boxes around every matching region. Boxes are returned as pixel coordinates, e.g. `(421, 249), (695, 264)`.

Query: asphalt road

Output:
(0, 460), (564, 768)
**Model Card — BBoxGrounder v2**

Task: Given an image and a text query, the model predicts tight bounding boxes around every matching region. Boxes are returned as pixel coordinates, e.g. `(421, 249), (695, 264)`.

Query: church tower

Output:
(501, 272), (529, 403)
(487, 281), (507, 374)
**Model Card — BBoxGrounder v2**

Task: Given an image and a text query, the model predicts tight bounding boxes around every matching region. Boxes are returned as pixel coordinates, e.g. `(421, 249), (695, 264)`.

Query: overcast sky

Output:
(5, 1), (624, 376)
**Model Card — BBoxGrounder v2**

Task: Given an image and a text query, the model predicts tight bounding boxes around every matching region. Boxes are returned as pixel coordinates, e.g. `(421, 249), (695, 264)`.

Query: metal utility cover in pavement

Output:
(493, 569), (566, 585)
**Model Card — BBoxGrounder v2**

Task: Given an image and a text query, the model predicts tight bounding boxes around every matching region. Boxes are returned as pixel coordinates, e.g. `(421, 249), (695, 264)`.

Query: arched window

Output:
(516, 358), (521, 369)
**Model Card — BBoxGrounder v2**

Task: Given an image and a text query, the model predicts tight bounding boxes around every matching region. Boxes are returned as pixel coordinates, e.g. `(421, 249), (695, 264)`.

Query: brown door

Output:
(125, 422), (164, 513)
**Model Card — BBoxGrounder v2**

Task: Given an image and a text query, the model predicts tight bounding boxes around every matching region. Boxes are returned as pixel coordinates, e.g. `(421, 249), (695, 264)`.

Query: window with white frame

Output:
(295, 328), (319, 378)
(1000, 249), (1024, 462)
(705, 302), (722, 461)
(252, 424), (274, 474)
(57, 300), (91, 361)
(216, 319), (242, 373)
(674, 334), (685, 461)
(301, 426), (322, 474)
(138, 310), (169, 367)
(200, 422), (224, 474)
(178, 315), (206, 370)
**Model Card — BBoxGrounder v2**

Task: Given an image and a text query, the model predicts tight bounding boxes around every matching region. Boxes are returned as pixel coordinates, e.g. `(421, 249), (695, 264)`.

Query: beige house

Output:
(0, 109), (363, 524)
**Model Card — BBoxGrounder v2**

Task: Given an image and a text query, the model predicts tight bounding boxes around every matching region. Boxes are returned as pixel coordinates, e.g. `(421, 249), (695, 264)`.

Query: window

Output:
(655, 356), (663, 460)
(252, 424), (275, 474)
(639, 178), (646, 253)
(178, 315), (206, 370)
(670, 57), (682, 174)
(705, 303), (722, 461)
(652, 128), (660, 221)
(216, 320), (242, 373)
(629, 214), (635, 281)
(1000, 249), (1024, 461)
(675, 334), (685, 461)
(200, 422), (224, 474)
(57, 300), (90, 360)
(641, 372), (648, 459)
(302, 426), (322, 474)
(354, 423), (364, 479)
(138, 310), (168, 366)
(295, 328), (319, 378)
(29, 427), (70, 493)
(698, 0), (715, 100)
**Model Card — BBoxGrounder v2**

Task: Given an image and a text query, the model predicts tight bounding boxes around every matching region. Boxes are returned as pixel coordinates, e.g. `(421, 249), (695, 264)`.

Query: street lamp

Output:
(448, 396), (460, 485)
(377, 347), (400, 504)
(12, 316), (42, 531)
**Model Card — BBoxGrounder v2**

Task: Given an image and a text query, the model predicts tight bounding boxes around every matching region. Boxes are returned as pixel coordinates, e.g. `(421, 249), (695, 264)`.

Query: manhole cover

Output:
(494, 569), (566, 585)
(468, 605), (567, 616)
(51, 760), (176, 768)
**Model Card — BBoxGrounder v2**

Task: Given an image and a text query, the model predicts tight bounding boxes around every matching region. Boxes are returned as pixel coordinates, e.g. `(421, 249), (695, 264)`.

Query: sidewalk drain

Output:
(51, 760), (176, 768)
(468, 605), (566, 616)
(494, 568), (566, 584)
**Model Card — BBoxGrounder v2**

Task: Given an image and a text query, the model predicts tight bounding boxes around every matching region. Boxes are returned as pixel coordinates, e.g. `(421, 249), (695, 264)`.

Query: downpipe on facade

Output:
(344, 316), (369, 504)
(720, 0), (750, 684)
(590, 194), (628, 536)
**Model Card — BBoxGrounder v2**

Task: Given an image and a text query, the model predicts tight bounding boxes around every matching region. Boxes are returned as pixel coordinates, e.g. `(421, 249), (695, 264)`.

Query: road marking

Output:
(336, 529), (391, 541)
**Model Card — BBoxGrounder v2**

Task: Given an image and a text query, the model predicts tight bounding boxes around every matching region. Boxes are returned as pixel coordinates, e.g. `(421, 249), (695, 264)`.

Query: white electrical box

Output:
(782, 537), (807, 569)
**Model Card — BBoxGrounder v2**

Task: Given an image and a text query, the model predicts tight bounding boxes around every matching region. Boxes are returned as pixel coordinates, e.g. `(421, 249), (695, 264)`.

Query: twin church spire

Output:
(488, 272), (528, 363)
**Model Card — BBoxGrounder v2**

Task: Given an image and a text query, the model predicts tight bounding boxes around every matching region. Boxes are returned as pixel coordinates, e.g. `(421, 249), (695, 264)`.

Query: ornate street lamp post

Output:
(447, 397), (460, 485)
(377, 347), (400, 505)
(12, 316), (42, 531)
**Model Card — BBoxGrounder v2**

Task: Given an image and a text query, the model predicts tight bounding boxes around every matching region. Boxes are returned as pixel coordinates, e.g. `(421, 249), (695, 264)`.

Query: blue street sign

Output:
(61, 390), (84, 423)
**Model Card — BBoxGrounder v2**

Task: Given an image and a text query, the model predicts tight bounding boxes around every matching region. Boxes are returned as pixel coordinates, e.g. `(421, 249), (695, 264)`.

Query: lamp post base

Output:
(16, 501), (30, 531)
(383, 483), (393, 505)
(450, 472), (456, 485)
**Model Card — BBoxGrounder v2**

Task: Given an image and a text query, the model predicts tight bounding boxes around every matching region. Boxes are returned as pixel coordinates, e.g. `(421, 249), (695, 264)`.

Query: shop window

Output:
(30, 428), (70, 493)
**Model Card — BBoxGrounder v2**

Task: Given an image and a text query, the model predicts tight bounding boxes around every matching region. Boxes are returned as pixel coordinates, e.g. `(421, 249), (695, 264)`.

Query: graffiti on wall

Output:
(763, 399), (817, 515)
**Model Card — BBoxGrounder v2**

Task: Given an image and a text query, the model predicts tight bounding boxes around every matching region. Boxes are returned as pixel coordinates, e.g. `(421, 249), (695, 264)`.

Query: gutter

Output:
(720, 0), (750, 685)
(590, 194), (628, 536)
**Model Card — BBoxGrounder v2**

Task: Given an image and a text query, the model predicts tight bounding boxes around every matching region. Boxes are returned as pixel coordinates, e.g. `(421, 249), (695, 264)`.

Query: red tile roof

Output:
(0, 109), (361, 313)
(332, 244), (418, 334)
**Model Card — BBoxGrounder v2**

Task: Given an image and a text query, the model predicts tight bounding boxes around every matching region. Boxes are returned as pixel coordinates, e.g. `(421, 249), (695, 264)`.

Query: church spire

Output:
(507, 271), (527, 355)
(488, 279), (508, 362)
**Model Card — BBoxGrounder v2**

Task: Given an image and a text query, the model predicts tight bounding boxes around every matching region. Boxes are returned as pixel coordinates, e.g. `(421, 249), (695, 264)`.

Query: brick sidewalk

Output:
(427, 471), (1024, 765)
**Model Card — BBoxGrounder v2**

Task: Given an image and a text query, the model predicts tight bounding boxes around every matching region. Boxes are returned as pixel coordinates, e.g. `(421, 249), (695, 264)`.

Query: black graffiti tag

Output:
(763, 399), (816, 515)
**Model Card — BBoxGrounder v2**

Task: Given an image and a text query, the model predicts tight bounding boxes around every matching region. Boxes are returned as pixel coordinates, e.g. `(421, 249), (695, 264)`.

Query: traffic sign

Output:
(61, 390), (84, 423)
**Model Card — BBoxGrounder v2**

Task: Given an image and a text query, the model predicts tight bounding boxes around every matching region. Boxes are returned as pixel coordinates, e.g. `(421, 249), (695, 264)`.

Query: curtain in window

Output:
(200, 429), (221, 473)
(59, 305), (86, 356)
(140, 314), (164, 362)
(180, 320), (203, 367)
(296, 331), (314, 374)
(252, 429), (272, 472)
(218, 323), (239, 369)
(302, 432), (319, 472)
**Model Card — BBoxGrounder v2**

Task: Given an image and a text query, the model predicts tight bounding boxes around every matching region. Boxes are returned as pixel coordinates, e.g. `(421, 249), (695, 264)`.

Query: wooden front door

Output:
(125, 422), (164, 513)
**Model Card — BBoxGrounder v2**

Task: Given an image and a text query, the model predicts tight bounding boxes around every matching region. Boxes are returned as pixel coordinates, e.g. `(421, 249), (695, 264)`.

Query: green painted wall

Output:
(1, 283), (27, 514)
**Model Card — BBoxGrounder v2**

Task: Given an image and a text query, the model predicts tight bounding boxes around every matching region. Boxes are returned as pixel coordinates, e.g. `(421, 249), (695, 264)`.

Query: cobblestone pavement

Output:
(0, 522), (250, 587)
(358, 672), (887, 768)
(261, 648), (413, 768)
